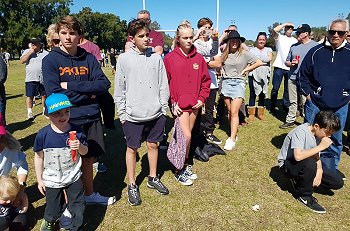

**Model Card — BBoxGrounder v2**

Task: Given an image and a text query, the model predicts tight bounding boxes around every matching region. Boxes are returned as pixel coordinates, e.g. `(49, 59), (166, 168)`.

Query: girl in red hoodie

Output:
(164, 20), (211, 186)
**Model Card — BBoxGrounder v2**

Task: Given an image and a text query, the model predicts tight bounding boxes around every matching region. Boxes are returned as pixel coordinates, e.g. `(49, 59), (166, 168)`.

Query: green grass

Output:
(5, 60), (350, 231)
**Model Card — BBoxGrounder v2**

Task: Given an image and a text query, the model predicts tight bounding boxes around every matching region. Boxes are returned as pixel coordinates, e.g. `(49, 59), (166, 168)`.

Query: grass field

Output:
(4, 60), (350, 231)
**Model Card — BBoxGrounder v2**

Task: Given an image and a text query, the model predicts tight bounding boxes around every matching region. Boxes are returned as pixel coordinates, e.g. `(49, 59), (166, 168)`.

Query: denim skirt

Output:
(221, 78), (246, 99)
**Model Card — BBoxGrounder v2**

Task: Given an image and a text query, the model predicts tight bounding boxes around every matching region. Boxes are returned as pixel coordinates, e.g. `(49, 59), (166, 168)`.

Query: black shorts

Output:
(122, 115), (166, 149)
(79, 120), (105, 158)
(25, 81), (46, 97)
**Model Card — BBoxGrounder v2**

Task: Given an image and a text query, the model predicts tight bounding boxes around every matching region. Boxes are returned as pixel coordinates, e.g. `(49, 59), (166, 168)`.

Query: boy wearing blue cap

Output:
(34, 93), (88, 231)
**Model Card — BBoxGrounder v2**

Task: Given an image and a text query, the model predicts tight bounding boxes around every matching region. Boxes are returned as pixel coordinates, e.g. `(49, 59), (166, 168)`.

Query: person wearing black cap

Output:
(279, 24), (318, 129)
(220, 30), (263, 150)
(20, 37), (49, 120)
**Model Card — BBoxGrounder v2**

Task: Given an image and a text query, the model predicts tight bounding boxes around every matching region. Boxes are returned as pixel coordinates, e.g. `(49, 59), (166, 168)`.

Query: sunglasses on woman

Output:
(52, 39), (60, 44)
(328, 30), (347, 36)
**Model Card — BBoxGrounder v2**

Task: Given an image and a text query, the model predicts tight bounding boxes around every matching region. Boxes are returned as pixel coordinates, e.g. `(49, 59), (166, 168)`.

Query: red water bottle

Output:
(69, 131), (77, 162)
(296, 55), (300, 63)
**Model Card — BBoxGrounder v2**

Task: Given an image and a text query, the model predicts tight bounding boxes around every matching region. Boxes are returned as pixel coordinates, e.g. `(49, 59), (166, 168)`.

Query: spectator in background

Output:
(79, 35), (102, 64)
(20, 37), (49, 120)
(279, 24), (318, 129)
(247, 32), (273, 122)
(3, 51), (10, 66)
(0, 57), (7, 123)
(46, 24), (61, 50)
(109, 48), (117, 75)
(269, 22), (298, 114)
(125, 10), (164, 55)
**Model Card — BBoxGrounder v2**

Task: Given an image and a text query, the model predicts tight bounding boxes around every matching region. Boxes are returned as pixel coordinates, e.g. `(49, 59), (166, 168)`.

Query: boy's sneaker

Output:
(59, 207), (72, 230)
(40, 219), (56, 231)
(297, 195), (326, 214)
(279, 122), (295, 129)
(27, 112), (34, 120)
(84, 192), (116, 205)
(184, 165), (198, 180)
(224, 137), (236, 151)
(128, 183), (142, 206)
(147, 176), (169, 195)
(175, 171), (193, 186)
(206, 133), (222, 145)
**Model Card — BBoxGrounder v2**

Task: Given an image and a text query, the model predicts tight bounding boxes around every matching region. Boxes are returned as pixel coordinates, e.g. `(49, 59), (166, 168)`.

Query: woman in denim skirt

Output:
(221, 31), (262, 150)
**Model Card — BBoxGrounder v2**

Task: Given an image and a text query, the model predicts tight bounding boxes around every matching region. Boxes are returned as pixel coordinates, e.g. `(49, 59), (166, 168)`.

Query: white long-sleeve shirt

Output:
(0, 147), (28, 176)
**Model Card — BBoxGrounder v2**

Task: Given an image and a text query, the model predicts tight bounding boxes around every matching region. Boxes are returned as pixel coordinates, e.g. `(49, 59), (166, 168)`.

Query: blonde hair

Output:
(0, 131), (22, 151)
(174, 20), (193, 47)
(222, 39), (243, 63)
(0, 175), (20, 201)
(46, 24), (58, 49)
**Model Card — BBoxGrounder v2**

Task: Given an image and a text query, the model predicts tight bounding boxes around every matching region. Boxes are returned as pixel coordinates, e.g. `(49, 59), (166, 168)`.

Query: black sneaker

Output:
(40, 219), (57, 231)
(297, 196), (326, 214)
(206, 134), (222, 144)
(338, 170), (346, 180)
(279, 122), (295, 129)
(127, 183), (142, 206)
(175, 171), (193, 186)
(147, 176), (169, 195)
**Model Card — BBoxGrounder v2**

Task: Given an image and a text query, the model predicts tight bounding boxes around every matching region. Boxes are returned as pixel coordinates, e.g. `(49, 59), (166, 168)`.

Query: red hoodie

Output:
(164, 46), (211, 110)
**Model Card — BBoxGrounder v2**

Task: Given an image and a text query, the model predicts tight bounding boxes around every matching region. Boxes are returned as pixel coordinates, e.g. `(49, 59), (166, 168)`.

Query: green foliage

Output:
(0, 0), (72, 56)
(73, 7), (127, 51)
(266, 22), (280, 50)
(311, 26), (327, 42)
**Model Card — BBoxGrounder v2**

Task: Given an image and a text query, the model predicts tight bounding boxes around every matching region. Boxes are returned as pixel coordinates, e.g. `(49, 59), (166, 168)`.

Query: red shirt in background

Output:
(79, 40), (102, 61)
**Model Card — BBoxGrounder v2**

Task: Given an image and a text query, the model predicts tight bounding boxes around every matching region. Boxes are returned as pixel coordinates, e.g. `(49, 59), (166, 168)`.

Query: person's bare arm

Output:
(294, 137), (332, 161)
(20, 48), (34, 64)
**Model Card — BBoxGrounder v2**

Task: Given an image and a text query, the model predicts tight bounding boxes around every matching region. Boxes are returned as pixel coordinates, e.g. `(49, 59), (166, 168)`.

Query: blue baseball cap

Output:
(45, 93), (72, 114)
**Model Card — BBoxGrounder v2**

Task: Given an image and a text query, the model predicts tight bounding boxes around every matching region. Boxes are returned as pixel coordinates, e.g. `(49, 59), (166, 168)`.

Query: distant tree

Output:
(0, 0), (71, 57)
(266, 22), (281, 50)
(73, 7), (127, 51)
(311, 26), (327, 42)
(150, 21), (161, 31)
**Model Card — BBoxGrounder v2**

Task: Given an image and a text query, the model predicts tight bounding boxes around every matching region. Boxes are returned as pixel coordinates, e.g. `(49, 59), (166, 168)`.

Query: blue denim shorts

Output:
(221, 78), (246, 99)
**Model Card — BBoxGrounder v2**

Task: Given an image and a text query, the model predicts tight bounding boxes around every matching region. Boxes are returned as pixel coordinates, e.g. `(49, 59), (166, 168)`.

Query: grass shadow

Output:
(83, 206), (107, 231)
(269, 166), (297, 198)
(7, 120), (34, 133)
(6, 93), (24, 100)
(18, 132), (37, 151)
(271, 133), (287, 149)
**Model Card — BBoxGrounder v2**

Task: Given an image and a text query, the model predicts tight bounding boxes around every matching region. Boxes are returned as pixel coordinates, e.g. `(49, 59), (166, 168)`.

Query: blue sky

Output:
(71, 0), (348, 40)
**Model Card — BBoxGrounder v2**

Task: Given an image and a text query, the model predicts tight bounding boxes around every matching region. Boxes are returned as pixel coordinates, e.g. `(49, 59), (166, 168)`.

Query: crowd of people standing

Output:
(0, 9), (350, 230)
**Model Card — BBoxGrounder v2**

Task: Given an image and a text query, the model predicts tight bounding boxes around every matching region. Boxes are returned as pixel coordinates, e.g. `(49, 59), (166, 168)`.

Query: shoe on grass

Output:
(128, 183), (142, 206)
(27, 112), (34, 120)
(183, 165), (198, 180)
(206, 133), (222, 144)
(84, 192), (116, 205)
(175, 170), (193, 186)
(40, 219), (56, 231)
(279, 122), (295, 129)
(297, 195), (326, 214)
(147, 176), (169, 195)
(224, 137), (236, 151)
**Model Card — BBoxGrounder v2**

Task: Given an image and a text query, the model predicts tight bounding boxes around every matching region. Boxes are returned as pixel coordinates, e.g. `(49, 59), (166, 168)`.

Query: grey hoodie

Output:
(114, 47), (169, 123)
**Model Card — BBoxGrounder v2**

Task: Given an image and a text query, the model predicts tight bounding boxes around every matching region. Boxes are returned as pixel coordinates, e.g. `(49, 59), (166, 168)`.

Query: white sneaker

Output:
(184, 165), (198, 180)
(59, 207), (72, 230)
(224, 138), (236, 151)
(84, 192), (116, 205)
(27, 112), (34, 120)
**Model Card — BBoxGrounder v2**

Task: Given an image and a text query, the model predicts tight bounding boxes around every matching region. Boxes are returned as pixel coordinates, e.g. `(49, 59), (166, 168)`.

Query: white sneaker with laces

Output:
(224, 137), (236, 151)
(84, 192), (116, 205)
(27, 112), (34, 120)
(59, 207), (72, 230)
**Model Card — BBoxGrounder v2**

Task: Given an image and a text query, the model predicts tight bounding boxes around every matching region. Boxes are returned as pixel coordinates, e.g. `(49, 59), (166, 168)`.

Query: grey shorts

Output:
(221, 78), (246, 99)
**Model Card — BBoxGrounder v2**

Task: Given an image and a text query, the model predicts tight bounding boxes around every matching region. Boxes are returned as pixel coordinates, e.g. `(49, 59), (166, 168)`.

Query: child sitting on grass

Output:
(278, 110), (344, 214)
(34, 93), (88, 231)
(0, 175), (28, 231)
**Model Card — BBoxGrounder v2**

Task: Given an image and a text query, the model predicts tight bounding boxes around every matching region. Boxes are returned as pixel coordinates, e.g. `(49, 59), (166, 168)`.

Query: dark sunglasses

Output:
(52, 39), (60, 44)
(285, 26), (294, 30)
(328, 30), (347, 36)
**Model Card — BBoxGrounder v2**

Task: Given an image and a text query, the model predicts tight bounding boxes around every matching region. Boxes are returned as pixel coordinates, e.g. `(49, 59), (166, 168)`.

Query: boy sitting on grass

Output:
(34, 93), (88, 231)
(278, 110), (344, 214)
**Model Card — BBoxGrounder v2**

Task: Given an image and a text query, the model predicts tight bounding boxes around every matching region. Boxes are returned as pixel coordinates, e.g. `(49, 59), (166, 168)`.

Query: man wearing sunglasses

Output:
(270, 23), (298, 115)
(298, 19), (350, 178)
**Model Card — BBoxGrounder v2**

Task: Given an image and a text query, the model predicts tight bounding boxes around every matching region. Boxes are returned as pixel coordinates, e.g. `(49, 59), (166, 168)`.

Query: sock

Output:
(42, 107), (46, 112)
(27, 108), (32, 113)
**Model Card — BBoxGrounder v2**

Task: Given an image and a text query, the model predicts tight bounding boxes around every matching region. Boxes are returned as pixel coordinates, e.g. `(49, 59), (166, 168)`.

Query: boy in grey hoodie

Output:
(114, 18), (170, 206)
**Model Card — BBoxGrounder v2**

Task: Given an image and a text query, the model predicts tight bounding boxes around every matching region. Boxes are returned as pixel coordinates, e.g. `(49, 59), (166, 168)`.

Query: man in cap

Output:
(280, 24), (318, 129)
(20, 37), (49, 120)
(270, 22), (298, 114)
(298, 19), (350, 176)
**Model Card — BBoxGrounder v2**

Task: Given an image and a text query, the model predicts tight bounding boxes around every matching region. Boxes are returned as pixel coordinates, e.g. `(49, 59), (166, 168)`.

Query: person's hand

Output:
(306, 95), (311, 100)
(60, 82), (68, 89)
(291, 59), (299, 66)
(319, 137), (333, 150)
(37, 180), (46, 196)
(91, 95), (96, 99)
(69, 139), (81, 150)
(313, 169), (323, 187)
(172, 103), (183, 116)
(194, 27), (206, 40)
(240, 68), (248, 76)
(211, 29), (219, 40)
(192, 100), (203, 109)
(16, 192), (28, 214)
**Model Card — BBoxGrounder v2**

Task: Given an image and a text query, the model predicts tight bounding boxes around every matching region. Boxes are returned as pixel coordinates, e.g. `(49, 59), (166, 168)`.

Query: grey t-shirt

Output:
(277, 123), (317, 167)
(221, 50), (257, 79)
(21, 48), (49, 82)
(286, 40), (318, 80)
